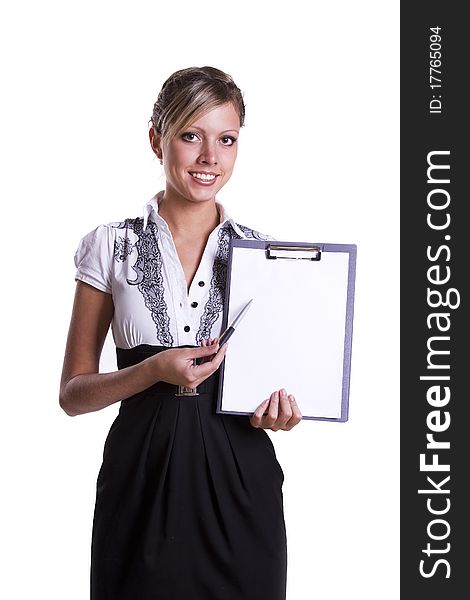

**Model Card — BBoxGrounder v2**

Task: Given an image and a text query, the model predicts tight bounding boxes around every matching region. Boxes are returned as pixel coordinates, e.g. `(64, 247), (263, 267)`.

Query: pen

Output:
(193, 299), (253, 366)
(219, 299), (253, 346)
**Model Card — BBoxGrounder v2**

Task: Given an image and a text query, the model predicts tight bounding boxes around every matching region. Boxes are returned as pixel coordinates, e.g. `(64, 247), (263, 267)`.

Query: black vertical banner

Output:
(401, 3), (468, 598)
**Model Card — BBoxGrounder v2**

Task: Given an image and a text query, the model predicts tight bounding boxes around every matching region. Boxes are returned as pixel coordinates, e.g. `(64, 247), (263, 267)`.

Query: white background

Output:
(0, 1), (399, 598)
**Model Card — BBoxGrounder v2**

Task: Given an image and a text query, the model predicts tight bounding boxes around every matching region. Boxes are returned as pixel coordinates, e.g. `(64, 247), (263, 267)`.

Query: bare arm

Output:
(59, 281), (227, 417)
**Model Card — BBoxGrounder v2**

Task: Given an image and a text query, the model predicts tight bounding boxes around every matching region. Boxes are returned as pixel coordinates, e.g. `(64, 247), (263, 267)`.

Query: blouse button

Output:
(198, 281), (205, 287)
(191, 301), (198, 308)
(184, 325), (190, 332)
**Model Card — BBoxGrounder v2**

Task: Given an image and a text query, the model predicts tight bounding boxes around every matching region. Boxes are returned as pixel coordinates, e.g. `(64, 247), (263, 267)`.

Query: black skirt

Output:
(91, 345), (287, 600)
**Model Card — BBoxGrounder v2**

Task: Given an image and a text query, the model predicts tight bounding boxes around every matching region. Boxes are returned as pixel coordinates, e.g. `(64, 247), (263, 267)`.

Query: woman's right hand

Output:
(60, 282), (228, 416)
(147, 340), (228, 388)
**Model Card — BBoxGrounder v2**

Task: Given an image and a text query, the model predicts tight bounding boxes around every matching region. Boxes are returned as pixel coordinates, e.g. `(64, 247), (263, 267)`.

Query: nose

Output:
(198, 139), (218, 165)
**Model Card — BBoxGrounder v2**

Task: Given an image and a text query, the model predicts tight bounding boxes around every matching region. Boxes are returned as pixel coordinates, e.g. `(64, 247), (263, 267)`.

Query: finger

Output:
(283, 395), (303, 430)
(279, 388), (292, 417)
(272, 389), (293, 431)
(191, 343), (228, 385)
(209, 342), (228, 367)
(267, 390), (280, 420)
(189, 343), (219, 368)
(250, 398), (270, 428)
(191, 343), (220, 359)
(259, 391), (279, 429)
(254, 397), (270, 417)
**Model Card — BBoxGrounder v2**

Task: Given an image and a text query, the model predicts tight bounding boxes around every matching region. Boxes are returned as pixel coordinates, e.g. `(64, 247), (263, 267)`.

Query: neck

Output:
(158, 190), (220, 239)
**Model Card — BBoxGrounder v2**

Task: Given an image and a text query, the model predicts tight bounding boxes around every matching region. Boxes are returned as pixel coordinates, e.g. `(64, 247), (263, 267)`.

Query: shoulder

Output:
(78, 217), (145, 245)
(101, 217), (146, 237)
(75, 217), (146, 262)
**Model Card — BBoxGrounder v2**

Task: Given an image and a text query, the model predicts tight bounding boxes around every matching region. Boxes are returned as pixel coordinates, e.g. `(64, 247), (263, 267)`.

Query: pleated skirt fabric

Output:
(91, 345), (287, 600)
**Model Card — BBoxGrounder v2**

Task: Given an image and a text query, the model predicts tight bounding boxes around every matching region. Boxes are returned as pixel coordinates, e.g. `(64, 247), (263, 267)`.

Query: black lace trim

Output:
(235, 224), (272, 241)
(112, 219), (174, 346)
(113, 235), (133, 262)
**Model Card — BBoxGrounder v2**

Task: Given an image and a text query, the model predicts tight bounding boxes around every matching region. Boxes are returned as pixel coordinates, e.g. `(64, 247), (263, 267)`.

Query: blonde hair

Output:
(151, 66), (245, 146)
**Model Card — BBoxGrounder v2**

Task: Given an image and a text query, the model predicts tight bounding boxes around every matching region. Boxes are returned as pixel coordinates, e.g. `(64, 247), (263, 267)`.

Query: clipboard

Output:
(216, 240), (357, 422)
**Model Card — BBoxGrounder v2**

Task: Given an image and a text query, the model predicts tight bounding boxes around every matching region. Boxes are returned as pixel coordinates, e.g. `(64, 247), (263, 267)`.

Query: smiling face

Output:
(150, 102), (240, 206)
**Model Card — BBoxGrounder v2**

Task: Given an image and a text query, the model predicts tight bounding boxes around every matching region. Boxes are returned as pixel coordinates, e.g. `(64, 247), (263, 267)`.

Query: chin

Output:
(187, 183), (225, 200)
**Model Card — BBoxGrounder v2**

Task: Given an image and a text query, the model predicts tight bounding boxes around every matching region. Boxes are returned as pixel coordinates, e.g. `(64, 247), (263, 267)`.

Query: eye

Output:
(181, 132), (199, 142)
(221, 136), (237, 146)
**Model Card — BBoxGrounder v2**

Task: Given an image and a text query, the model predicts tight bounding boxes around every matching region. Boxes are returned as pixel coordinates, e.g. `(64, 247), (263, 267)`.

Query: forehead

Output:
(189, 102), (240, 131)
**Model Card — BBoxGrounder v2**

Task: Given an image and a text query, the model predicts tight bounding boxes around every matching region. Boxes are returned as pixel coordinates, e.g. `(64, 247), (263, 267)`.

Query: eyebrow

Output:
(187, 126), (240, 134)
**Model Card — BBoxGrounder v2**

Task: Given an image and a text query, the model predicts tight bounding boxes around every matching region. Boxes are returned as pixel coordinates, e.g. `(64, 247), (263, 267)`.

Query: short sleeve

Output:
(74, 225), (114, 293)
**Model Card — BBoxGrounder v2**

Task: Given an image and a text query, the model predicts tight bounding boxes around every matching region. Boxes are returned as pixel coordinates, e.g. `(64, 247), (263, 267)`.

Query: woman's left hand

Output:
(249, 389), (302, 431)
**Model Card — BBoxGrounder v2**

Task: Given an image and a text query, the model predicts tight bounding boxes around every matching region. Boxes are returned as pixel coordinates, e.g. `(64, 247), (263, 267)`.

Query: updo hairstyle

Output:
(151, 66), (245, 146)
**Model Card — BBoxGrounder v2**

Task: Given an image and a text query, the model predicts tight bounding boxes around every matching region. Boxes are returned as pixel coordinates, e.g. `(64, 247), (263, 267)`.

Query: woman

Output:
(60, 66), (302, 600)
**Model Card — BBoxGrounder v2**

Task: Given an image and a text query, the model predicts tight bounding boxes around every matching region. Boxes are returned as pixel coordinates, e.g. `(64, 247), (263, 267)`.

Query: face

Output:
(150, 102), (240, 205)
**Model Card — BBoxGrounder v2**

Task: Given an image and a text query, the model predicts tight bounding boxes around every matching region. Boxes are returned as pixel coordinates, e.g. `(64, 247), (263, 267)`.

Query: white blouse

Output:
(74, 191), (273, 349)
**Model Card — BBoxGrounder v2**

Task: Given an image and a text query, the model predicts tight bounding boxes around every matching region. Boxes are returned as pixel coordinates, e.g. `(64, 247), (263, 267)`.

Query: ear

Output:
(149, 128), (163, 160)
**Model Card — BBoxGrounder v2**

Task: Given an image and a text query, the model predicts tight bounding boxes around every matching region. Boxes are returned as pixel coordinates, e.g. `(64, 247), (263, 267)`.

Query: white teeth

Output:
(190, 172), (216, 181)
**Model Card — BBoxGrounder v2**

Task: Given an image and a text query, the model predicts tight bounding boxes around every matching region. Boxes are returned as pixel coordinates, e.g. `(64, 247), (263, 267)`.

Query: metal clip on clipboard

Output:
(266, 244), (322, 261)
